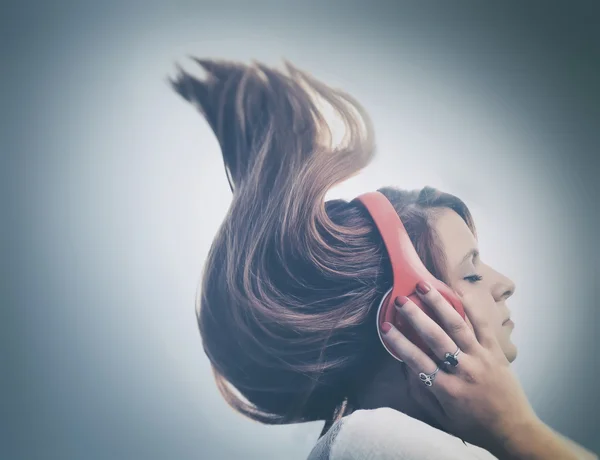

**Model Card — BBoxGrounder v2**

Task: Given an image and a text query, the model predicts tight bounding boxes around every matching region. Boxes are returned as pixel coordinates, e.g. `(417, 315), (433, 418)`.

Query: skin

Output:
(356, 208), (597, 458)
(357, 208), (516, 422)
(433, 208), (517, 363)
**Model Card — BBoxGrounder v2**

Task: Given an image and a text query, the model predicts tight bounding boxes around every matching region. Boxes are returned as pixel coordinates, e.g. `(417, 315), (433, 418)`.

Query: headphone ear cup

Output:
(377, 289), (439, 362)
(377, 282), (467, 363)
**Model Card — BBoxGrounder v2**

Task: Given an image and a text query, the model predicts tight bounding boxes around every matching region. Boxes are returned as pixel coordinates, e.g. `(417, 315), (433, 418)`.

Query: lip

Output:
(502, 318), (514, 327)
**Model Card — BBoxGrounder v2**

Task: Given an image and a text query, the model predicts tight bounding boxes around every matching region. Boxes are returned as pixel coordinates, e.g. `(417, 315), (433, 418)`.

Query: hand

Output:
(380, 282), (539, 454)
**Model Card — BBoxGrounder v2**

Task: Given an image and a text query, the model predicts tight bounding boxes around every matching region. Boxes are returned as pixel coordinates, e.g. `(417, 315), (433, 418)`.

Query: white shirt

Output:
(307, 407), (498, 460)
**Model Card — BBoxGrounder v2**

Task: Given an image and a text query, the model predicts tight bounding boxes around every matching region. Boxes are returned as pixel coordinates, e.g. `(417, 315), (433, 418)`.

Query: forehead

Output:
(431, 208), (477, 266)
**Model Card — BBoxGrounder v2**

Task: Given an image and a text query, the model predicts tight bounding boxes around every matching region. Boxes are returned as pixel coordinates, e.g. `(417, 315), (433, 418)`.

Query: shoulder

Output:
(318, 407), (497, 460)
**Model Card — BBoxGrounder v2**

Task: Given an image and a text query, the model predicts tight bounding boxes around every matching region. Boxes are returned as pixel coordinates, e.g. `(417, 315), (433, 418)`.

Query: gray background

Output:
(2, 1), (599, 459)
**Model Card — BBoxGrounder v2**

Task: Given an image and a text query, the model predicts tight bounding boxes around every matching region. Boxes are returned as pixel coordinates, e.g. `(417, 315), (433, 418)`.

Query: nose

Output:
(491, 269), (516, 302)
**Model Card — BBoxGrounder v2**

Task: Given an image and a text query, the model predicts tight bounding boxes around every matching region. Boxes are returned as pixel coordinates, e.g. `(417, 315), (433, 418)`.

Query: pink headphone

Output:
(353, 191), (466, 362)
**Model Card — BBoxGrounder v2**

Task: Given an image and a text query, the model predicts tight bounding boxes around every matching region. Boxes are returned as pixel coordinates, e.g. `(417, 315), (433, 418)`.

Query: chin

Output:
(505, 343), (518, 363)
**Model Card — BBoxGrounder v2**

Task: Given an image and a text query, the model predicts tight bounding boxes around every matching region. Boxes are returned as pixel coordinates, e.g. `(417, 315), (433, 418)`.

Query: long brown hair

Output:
(169, 58), (476, 433)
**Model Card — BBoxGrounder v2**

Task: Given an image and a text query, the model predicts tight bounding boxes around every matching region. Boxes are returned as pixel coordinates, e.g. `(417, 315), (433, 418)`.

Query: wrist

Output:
(495, 417), (582, 460)
(499, 416), (548, 459)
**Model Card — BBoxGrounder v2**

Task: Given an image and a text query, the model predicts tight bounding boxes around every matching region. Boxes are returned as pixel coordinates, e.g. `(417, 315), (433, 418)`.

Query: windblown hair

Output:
(169, 58), (476, 433)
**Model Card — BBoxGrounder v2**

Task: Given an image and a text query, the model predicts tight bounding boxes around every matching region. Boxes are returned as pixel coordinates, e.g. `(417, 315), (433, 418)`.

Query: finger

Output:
(394, 296), (461, 364)
(381, 322), (449, 389)
(413, 282), (479, 353)
(457, 290), (499, 350)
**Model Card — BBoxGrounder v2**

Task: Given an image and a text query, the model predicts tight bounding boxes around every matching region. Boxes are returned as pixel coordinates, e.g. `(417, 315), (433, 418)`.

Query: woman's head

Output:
(169, 58), (516, 426)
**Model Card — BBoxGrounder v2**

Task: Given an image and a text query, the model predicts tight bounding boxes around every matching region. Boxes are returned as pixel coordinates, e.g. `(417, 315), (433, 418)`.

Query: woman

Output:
(169, 58), (596, 459)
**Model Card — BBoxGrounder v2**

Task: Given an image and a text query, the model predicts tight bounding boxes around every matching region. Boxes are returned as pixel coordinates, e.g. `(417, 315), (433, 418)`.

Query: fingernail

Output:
(416, 281), (431, 295)
(381, 322), (392, 334)
(395, 296), (410, 308)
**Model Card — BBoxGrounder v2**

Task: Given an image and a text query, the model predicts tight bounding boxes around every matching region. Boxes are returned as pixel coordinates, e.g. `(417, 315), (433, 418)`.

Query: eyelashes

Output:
(463, 274), (483, 283)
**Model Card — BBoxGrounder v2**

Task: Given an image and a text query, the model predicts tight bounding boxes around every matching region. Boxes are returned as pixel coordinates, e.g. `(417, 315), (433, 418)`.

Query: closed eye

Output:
(464, 274), (483, 283)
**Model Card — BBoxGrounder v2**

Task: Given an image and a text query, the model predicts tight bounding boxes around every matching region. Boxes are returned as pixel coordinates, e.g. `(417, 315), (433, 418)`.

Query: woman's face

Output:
(433, 209), (517, 362)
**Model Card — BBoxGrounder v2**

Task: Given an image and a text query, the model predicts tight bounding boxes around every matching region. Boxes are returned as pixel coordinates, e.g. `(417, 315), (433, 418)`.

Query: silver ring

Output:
(419, 367), (440, 387)
(443, 347), (461, 367)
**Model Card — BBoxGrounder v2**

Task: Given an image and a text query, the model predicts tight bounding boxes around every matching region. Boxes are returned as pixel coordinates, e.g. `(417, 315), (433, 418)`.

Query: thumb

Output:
(451, 287), (476, 333)
(455, 288), (501, 353)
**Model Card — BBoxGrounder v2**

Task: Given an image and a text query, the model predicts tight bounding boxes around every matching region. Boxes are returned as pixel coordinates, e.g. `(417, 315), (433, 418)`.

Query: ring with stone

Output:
(443, 347), (461, 367)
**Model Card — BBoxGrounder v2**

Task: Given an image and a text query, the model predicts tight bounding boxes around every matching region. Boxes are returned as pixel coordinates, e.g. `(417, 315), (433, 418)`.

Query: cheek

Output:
(460, 284), (500, 319)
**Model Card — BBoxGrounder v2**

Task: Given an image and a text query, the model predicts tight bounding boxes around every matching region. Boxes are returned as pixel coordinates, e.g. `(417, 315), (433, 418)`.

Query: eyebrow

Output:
(460, 248), (479, 265)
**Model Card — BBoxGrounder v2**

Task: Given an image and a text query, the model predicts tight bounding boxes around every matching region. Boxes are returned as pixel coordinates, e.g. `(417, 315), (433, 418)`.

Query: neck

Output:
(355, 360), (445, 432)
